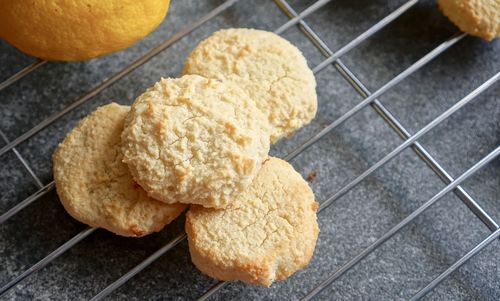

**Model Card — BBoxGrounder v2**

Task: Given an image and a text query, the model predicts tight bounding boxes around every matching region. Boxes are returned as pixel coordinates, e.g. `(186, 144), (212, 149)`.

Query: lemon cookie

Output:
(121, 75), (270, 209)
(183, 28), (318, 143)
(185, 157), (319, 286)
(53, 103), (186, 237)
(439, 0), (500, 41)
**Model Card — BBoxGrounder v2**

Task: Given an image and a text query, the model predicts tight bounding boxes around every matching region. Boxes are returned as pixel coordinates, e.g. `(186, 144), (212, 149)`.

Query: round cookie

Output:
(121, 75), (270, 209)
(53, 103), (186, 237)
(183, 28), (317, 143)
(185, 157), (319, 286)
(438, 0), (500, 41)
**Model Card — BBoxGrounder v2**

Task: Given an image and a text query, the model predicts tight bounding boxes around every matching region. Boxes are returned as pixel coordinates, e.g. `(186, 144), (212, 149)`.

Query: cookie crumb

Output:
(307, 171), (317, 183)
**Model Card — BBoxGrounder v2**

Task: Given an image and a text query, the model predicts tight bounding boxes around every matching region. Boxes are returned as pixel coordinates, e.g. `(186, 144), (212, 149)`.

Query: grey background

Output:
(0, 0), (499, 300)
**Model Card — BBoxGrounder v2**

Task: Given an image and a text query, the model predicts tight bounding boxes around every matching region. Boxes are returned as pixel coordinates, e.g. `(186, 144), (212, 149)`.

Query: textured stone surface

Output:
(0, 0), (499, 300)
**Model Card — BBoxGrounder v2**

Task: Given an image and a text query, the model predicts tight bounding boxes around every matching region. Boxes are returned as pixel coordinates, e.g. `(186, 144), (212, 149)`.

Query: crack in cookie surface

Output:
(186, 157), (320, 286)
(52, 103), (186, 237)
(183, 28), (318, 143)
(121, 75), (271, 208)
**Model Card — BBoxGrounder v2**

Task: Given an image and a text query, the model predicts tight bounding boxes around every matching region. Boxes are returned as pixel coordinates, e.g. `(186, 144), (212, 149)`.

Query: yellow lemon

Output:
(0, 0), (170, 61)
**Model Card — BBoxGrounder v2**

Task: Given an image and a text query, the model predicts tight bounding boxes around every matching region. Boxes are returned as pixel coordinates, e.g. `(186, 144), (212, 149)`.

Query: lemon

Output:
(0, 0), (170, 61)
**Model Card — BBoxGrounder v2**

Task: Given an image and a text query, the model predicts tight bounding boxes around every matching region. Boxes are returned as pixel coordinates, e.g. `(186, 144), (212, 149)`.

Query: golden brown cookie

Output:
(53, 103), (186, 237)
(121, 75), (270, 209)
(186, 157), (319, 286)
(439, 0), (500, 41)
(183, 28), (317, 143)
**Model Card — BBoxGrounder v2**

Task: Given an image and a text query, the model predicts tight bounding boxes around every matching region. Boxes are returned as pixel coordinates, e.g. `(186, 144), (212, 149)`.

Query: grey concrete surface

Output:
(0, 0), (499, 300)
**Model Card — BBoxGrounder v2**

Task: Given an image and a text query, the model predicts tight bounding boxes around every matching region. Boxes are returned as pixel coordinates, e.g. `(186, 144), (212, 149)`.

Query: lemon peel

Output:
(0, 0), (170, 61)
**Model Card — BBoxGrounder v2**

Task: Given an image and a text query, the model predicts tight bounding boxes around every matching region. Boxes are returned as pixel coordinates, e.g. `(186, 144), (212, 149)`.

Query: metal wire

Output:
(318, 71), (500, 212)
(410, 227), (500, 301)
(0, 129), (43, 188)
(274, 0), (498, 232)
(198, 281), (228, 301)
(0, 0), (497, 300)
(312, 0), (419, 74)
(90, 233), (187, 301)
(268, 13), (499, 297)
(301, 146), (500, 300)
(0, 181), (54, 224)
(274, 0), (332, 35)
(285, 32), (466, 161)
(0, 227), (96, 296)
(0, 59), (47, 92)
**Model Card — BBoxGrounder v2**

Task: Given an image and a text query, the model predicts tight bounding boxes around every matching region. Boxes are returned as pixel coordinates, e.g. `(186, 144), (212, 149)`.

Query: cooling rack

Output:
(0, 0), (499, 300)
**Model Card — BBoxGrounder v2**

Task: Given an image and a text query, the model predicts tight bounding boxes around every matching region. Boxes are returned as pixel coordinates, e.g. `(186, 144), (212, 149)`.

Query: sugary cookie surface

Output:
(121, 75), (270, 208)
(183, 28), (317, 143)
(52, 103), (186, 237)
(186, 157), (319, 286)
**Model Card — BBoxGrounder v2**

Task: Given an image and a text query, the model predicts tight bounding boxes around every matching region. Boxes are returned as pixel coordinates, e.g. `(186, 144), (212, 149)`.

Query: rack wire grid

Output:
(0, 0), (499, 300)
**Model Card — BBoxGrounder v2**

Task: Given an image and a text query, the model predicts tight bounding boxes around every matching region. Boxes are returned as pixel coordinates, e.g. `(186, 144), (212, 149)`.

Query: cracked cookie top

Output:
(121, 75), (271, 208)
(186, 157), (319, 286)
(183, 28), (318, 143)
(52, 103), (187, 237)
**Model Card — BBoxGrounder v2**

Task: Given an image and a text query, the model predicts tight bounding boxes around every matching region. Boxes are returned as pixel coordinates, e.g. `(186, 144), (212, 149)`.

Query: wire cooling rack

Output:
(0, 0), (499, 300)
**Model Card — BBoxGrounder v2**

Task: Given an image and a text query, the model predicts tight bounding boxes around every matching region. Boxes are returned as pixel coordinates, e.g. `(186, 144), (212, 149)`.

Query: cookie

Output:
(183, 28), (317, 143)
(439, 0), (500, 41)
(121, 75), (270, 209)
(185, 157), (319, 286)
(53, 103), (186, 237)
